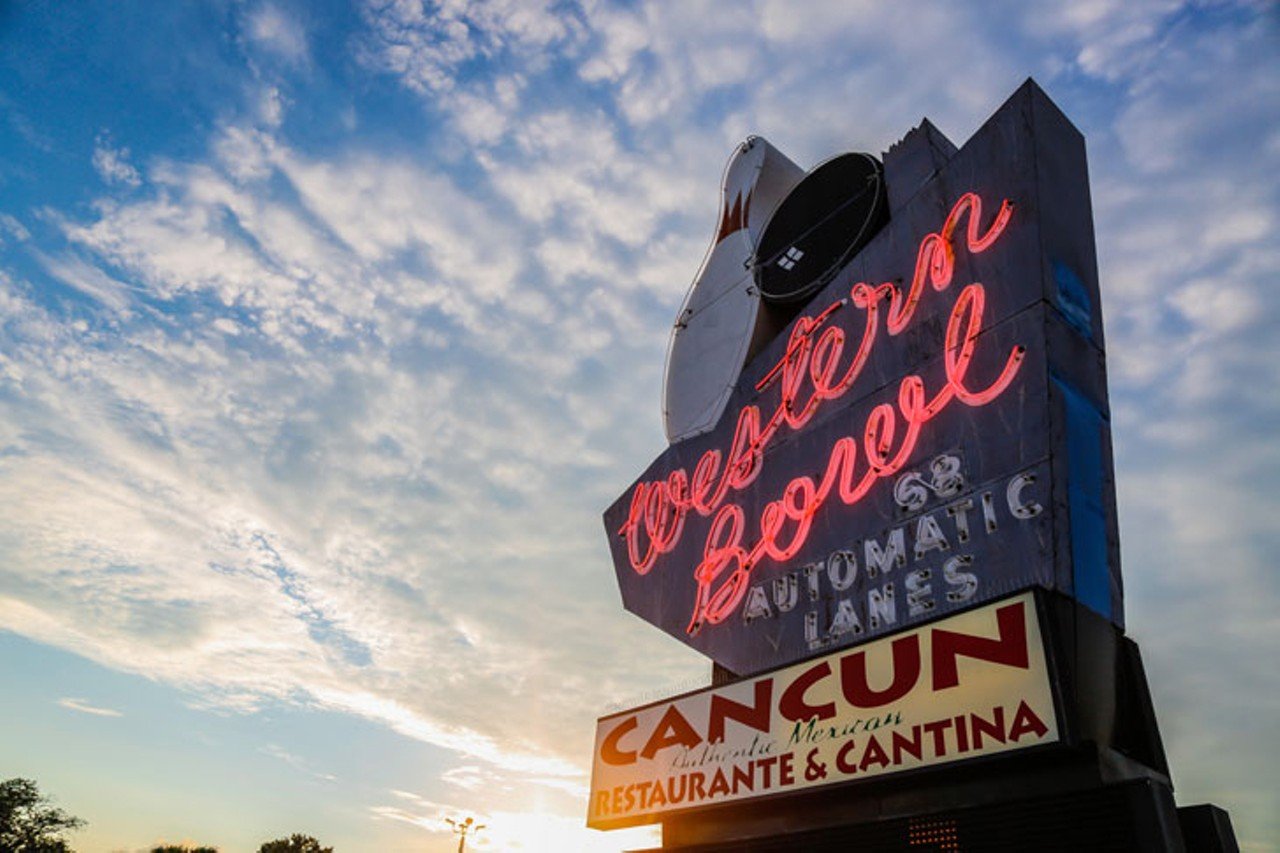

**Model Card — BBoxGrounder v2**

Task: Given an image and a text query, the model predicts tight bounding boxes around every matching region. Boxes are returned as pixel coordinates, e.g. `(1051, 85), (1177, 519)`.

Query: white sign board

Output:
(588, 592), (1058, 829)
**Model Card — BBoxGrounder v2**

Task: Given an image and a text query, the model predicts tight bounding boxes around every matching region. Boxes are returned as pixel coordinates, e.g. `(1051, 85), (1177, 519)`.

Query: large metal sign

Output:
(603, 82), (1122, 676)
(588, 592), (1059, 829)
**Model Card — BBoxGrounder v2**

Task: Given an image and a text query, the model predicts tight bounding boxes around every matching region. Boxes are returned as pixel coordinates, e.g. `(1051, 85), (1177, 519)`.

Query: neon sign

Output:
(618, 193), (1025, 636)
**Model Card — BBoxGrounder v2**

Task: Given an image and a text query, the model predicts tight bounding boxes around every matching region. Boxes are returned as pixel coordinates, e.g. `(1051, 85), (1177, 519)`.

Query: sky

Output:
(0, 0), (1276, 850)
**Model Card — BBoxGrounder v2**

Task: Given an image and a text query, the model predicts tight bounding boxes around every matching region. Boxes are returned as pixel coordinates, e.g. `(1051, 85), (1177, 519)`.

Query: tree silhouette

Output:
(150, 846), (218, 853)
(257, 833), (333, 853)
(0, 778), (85, 853)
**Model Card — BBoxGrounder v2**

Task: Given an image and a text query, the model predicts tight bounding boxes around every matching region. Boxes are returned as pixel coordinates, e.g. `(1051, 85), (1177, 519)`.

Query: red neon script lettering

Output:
(618, 192), (1023, 633)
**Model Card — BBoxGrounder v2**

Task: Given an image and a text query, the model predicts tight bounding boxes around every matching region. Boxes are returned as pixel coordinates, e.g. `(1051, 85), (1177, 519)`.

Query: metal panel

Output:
(664, 137), (805, 443)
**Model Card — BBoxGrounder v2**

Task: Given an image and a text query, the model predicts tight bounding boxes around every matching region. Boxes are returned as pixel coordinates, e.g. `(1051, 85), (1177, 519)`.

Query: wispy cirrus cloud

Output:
(260, 743), (338, 782)
(57, 697), (123, 718)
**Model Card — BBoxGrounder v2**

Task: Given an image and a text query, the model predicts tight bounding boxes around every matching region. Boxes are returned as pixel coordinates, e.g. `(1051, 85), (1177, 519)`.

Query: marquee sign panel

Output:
(588, 593), (1059, 830)
(604, 81), (1122, 676)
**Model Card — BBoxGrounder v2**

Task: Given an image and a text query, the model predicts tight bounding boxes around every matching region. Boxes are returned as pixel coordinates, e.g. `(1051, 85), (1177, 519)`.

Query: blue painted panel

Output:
(1053, 373), (1111, 620)
(1052, 259), (1093, 340)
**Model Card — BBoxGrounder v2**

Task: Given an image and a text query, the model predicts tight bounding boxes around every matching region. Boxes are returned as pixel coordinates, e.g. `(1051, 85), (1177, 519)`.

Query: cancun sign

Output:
(588, 593), (1059, 829)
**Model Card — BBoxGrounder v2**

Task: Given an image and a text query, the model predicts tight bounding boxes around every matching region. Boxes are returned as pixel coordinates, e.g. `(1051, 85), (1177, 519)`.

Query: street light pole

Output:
(445, 815), (485, 852)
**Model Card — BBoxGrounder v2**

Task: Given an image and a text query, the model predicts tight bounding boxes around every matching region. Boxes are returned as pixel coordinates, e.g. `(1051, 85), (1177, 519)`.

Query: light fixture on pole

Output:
(444, 815), (485, 852)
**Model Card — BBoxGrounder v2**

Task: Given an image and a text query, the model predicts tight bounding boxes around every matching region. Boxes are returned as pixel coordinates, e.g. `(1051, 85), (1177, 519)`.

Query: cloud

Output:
(257, 85), (286, 128)
(0, 214), (31, 244)
(1020, 0), (1184, 81)
(358, 0), (581, 97)
(0, 111), (660, 807)
(57, 697), (124, 717)
(34, 250), (136, 312)
(1073, 8), (1280, 844)
(92, 134), (142, 188)
(245, 3), (310, 66)
(260, 743), (338, 782)
(1114, 11), (1279, 176)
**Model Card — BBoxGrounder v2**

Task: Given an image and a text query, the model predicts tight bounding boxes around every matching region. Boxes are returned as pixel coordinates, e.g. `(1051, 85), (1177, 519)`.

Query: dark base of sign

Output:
(646, 759), (1237, 852)
(649, 777), (1180, 852)
(641, 592), (1237, 852)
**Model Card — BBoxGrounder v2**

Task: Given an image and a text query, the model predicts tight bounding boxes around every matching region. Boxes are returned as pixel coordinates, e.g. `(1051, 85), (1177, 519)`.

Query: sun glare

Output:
(467, 811), (659, 852)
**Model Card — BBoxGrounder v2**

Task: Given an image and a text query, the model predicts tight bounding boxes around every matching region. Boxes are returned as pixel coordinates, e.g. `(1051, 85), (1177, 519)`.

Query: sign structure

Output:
(588, 593), (1059, 829)
(603, 82), (1123, 676)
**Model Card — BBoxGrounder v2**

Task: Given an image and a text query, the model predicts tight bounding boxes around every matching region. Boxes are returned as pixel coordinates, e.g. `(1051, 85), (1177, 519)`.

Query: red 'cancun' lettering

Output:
(639, 705), (702, 760)
(601, 715), (639, 766)
(597, 601), (1033, 771)
(931, 599), (1029, 689)
(708, 680), (773, 744)
(779, 661), (837, 723)
(618, 192), (1023, 634)
(841, 635), (922, 708)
